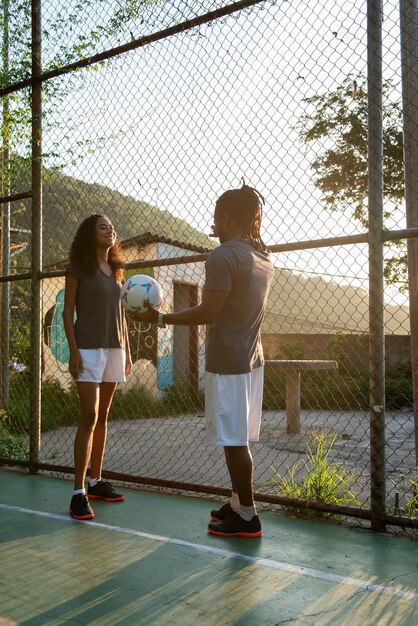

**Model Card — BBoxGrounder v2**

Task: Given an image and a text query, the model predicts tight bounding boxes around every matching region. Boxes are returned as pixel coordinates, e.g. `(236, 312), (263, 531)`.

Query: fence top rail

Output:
(0, 0), (266, 98)
(269, 227), (418, 254)
(2, 227), (418, 283)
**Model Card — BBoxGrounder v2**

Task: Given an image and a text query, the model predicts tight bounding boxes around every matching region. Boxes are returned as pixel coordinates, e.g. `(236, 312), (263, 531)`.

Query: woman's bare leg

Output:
(73, 382), (100, 490)
(90, 382), (117, 479)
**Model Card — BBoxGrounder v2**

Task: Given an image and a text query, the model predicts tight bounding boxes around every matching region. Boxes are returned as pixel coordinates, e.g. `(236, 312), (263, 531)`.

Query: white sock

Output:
(239, 504), (257, 521)
(89, 477), (101, 487)
(231, 491), (240, 512)
(73, 488), (85, 495)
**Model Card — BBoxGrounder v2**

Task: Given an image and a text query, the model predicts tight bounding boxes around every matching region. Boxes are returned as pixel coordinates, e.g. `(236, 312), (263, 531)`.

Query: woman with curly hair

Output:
(63, 214), (132, 520)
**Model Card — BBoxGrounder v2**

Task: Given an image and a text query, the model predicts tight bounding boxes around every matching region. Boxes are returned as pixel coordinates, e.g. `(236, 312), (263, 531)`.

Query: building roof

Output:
(43, 232), (213, 271)
(0, 227), (29, 260)
(120, 232), (213, 254)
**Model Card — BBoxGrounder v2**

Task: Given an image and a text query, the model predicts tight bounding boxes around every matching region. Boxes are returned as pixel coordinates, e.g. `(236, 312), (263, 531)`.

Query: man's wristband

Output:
(157, 312), (166, 328)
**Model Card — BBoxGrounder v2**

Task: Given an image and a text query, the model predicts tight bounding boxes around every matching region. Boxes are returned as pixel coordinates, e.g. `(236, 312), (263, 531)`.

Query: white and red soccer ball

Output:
(120, 274), (163, 313)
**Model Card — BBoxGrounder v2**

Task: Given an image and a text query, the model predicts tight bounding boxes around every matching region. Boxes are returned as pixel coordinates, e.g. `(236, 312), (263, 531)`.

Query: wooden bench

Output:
(264, 360), (338, 434)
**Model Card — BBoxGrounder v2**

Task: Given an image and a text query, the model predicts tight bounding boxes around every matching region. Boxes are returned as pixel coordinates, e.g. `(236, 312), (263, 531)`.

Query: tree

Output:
(296, 73), (406, 285)
(0, 0), (160, 180)
(0, 0), (160, 384)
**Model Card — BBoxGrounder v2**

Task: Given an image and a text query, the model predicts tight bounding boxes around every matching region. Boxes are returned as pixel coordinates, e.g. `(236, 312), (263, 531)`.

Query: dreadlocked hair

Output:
(69, 214), (125, 282)
(215, 178), (268, 252)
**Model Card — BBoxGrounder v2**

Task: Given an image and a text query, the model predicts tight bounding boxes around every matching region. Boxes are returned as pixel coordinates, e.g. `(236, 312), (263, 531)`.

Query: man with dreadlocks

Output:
(131, 181), (274, 537)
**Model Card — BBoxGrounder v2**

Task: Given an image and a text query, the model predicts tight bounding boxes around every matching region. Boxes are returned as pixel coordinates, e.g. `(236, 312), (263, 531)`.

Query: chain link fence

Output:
(1, 0), (417, 534)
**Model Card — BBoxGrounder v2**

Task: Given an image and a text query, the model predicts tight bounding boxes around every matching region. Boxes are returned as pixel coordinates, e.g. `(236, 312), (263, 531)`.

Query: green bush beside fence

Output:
(263, 364), (412, 412)
(0, 364), (413, 443)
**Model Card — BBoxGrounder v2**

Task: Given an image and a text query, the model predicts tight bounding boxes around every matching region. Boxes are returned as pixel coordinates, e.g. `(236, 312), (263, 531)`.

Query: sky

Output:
(37, 0), (408, 306)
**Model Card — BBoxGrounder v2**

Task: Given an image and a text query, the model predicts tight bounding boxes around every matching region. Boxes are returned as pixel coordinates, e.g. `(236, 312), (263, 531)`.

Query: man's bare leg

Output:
(224, 445), (254, 506)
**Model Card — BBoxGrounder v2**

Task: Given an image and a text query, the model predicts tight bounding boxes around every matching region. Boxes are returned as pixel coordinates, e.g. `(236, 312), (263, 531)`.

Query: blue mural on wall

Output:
(49, 288), (72, 364)
(48, 288), (173, 396)
(157, 331), (173, 390)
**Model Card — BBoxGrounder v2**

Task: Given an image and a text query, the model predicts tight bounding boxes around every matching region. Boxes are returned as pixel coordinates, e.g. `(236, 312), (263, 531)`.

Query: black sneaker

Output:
(208, 512), (262, 538)
(87, 480), (125, 502)
(210, 502), (235, 522)
(69, 493), (94, 520)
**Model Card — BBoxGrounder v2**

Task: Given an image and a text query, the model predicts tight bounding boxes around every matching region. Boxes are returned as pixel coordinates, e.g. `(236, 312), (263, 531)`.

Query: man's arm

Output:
(128, 289), (229, 326)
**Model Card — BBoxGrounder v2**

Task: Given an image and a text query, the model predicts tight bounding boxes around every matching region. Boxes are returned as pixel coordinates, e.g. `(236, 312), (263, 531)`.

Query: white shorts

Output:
(76, 348), (126, 383)
(205, 367), (264, 446)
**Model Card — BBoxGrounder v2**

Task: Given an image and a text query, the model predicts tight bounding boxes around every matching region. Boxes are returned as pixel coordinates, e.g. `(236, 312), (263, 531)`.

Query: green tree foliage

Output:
(297, 74), (406, 285)
(0, 0), (160, 178)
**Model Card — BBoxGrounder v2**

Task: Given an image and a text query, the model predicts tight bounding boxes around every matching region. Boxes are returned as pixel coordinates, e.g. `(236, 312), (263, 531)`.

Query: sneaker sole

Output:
(69, 508), (94, 520)
(87, 494), (125, 502)
(207, 526), (262, 538)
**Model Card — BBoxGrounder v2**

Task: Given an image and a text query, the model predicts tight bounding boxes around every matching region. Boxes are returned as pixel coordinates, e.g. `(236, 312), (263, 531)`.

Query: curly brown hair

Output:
(69, 214), (124, 282)
(215, 180), (268, 252)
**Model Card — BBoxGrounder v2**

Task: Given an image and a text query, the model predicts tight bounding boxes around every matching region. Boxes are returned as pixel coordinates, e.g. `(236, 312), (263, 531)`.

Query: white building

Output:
(42, 233), (212, 398)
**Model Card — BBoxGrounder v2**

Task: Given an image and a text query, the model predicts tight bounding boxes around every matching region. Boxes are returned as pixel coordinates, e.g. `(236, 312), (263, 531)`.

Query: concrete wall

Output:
(261, 333), (412, 368)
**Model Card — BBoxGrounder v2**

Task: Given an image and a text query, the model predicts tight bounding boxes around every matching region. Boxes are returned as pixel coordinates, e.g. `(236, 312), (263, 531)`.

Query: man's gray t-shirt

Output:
(204, 238), (274, 375)
(67, 263), (127, 350)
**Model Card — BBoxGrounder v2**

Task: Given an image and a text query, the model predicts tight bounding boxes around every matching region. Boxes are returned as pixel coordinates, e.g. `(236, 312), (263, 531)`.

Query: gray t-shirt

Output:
(204, 238), (274, 375)
(67, 263), (127, 350)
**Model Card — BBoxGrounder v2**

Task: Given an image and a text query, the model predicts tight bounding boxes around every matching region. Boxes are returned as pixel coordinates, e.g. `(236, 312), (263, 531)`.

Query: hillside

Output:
(263, 268), (410, 335)
(9, 165), (409, 335)
(10, 166), (215, 268)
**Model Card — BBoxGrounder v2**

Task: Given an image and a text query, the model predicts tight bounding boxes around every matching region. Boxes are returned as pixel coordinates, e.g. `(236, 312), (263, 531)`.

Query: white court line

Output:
(1, 502), (417, 603)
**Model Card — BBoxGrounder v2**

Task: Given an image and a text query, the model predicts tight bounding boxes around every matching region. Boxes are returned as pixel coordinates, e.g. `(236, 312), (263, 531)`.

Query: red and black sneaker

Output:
(69, 493), (94, 520)
(208, 512), (262, 538)
(87, 480), (125, 502)
(210, 502), (235, 522)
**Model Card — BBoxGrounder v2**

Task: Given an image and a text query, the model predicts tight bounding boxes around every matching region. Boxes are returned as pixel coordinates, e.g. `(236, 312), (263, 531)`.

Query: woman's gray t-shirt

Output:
(204, 238), (274, 375)
(67, 263), (127, 350)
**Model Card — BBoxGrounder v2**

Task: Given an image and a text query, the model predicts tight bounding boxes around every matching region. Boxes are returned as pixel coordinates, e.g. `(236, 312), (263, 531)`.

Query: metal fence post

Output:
(1, 0), (10, 408)
(29, 0), (42, 470)
(367, 0), (386, 531)
(400, 0), (418, 474)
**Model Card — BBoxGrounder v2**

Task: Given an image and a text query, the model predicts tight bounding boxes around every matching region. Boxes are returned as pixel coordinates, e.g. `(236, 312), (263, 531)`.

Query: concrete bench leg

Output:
(285, 370), (301, 434)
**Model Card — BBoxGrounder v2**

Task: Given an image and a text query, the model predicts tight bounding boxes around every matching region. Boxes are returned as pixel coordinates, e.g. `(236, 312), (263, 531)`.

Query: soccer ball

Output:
(120, 274), (163, 313)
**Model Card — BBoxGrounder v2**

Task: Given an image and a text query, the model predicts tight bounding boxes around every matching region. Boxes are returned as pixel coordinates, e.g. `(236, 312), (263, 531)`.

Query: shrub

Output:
(263, 369), (369, 411)
(41, 380), (79, 430)
(111, 386), (161, 419)
(385, 364), (413, 409)
(2, 378), (79, 434)
(0, 429), (28, 460)
(161, 382), (204, 414)
(263, 366), (412, 412)
(302, 371), (369, 410)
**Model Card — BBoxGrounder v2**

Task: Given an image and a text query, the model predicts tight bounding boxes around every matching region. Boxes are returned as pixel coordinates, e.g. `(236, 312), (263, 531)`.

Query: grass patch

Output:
(405, 470), (418, 519)
(261, 433), (361, 516)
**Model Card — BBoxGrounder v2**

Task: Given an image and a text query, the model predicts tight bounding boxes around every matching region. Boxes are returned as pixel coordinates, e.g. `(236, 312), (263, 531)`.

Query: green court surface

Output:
(1, 468), (417, 626)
